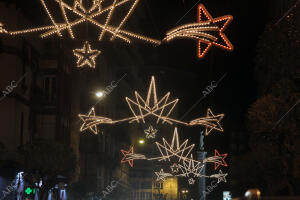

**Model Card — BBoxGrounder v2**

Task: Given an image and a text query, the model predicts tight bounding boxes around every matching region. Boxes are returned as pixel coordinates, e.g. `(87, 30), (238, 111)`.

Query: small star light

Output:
(188, 178), (195, 185)
(216, 170), (228, 183)
(170, 163), (180, 173)
(73, 41), (101, 68)
(144, 125), (158, 138)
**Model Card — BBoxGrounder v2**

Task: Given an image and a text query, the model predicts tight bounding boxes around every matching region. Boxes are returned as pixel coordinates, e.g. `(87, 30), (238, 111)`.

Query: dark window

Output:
(43, 76), (56, 103)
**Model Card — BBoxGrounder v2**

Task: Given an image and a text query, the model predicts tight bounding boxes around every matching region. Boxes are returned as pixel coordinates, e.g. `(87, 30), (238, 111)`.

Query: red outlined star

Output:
(197, 4), (233, 58)
(214, 149), (228, 170)
(121, 146), (134, 167)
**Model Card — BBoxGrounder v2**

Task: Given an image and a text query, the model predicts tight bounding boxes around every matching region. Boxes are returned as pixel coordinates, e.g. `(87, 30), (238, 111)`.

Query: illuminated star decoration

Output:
(144, 125), (158, 139)
(164, 4), (233, 58)
(188, 178), (195, 185)
(210, 170), (228, 183)
(170, 163), (180, 173)
(214, 149), (228, 170)
(1, 0), (161, 44)
(121, 146), (135, 167)
(155, 169), (173, 181)
(78, 77), (224, 136)
(126, 76), (179, 125)
(73, 41), (101, 68)
(178, 155), (204, 177)
(190, 108), (224, 136)
(78, 107), (112, 135)
(150, 128), (195, 162)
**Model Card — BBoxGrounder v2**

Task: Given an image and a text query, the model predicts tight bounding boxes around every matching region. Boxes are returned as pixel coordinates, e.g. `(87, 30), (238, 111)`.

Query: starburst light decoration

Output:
(73, 41), (101, 68)
(151, 128), (195, 162)
(144, 125), (158, 138)
(78, 76), (224, 134)
(163, 4), (233, 58)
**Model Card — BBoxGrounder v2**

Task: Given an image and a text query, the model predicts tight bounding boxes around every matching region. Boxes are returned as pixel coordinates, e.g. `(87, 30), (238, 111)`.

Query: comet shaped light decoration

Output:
(163, 4), (234, 58)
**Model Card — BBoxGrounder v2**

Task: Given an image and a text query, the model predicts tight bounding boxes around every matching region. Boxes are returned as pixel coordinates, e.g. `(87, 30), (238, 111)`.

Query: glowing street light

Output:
(139, 139), (145, 144)
(96, 91), (104, 98)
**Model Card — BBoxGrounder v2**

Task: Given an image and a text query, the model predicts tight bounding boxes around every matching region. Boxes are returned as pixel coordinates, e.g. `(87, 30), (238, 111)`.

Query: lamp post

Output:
(198, 131), (207, 200)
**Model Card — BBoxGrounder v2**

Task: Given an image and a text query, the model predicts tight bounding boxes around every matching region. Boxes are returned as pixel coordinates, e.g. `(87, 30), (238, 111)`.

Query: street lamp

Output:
(139, 139), (145, 144)
(96, 91), (104, 98)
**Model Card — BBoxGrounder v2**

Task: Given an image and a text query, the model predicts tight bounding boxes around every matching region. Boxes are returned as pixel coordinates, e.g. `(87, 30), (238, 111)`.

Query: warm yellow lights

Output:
(164, 4), (233, 58)
(1, 0), (160, 45)
(73, 41), (101, 68)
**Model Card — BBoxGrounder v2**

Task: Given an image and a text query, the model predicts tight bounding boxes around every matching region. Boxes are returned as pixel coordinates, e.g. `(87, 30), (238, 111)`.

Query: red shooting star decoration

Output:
(214, 149), (228, 170)
(164, 4), (233, 59)
(121, 146), (135, 167)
